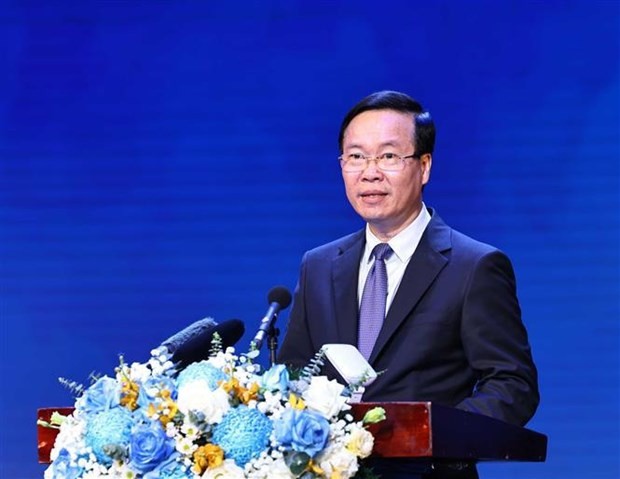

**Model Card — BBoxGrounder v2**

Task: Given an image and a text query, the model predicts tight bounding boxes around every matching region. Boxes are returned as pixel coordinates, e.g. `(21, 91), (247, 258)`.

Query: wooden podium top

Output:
(351, 402), (547, 461)
(37, 402), (547, 464)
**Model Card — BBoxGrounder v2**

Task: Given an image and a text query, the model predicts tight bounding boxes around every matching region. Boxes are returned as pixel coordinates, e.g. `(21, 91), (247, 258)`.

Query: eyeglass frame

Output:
(338, 152), (422, 172)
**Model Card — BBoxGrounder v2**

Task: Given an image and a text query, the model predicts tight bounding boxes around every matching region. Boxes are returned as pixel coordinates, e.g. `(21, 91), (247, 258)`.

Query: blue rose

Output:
(48, 448), (84, 479)
(274, 408), (330, 457)
(77, 376), (120, 415)
(261, 364), (290, 392)
(137, 376), (178, 409)
(129, 420), (175, 474)
(143, 452), (192, 479)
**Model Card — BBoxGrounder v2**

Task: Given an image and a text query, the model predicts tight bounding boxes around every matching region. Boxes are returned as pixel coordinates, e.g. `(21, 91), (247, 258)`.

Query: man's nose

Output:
(361, 159), (384, 178)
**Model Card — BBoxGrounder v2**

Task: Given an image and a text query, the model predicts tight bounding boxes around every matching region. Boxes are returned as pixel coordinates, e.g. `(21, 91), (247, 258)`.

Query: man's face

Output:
(341, 109), (432, 240)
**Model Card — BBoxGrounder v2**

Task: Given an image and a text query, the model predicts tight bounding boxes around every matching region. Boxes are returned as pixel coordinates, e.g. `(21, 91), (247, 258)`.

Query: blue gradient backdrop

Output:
(1, 1), (618, 478)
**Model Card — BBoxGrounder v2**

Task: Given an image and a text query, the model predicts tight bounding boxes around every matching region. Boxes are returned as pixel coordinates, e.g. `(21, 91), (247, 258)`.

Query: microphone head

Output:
(268, 285), (292, 309)
(161, 318), (245, 370)
(161, 317), (217, 353)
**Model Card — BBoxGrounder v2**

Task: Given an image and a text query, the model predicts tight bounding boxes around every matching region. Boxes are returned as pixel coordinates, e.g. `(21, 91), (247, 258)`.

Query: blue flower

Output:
(77, 376), (120, 415)
(129, 420), (175, 474)
(261, 364), (289, 393)
(137, 376), (178, 409)
(47, 448), (84, 479)
(85, 407), (133, 465)
(274, 408), (330, 457)
(212, 405), (273, 467)
(177, 361), (227, 390)
(143, 453), (193, 479)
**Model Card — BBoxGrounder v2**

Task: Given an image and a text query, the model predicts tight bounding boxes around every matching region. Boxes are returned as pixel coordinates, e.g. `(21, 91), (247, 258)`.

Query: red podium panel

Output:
(38, 402), (547, 464)
(351, 402), (547, 461)
(37, 407), (74, 464)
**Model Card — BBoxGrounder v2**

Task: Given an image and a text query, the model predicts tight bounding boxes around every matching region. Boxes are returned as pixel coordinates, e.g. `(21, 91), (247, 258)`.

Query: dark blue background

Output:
(1, 1), (618, 478)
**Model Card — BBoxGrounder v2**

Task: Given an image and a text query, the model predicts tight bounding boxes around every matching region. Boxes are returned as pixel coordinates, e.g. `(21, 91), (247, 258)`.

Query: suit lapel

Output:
(332, 230), (365, 346)
(369, 213), (452, 363)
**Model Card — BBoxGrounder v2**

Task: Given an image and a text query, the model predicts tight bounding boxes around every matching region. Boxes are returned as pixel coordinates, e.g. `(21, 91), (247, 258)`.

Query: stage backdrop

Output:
(0, 2), (618, 478)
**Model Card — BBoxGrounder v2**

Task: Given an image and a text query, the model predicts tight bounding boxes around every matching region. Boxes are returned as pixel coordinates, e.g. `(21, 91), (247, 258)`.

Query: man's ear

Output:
(421, 153), (432, 185)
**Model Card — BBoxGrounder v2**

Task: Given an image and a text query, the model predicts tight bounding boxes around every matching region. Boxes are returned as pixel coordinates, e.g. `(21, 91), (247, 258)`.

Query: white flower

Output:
(207, 349), (238, 370)
(256, 391), (284, 416)
(318, 446), (359, 479)
(108, 461), (137, 478)
(181, 421), (200, 439)
(127, 361), (151, 382)
(177, 381), (230, 423)
(206, 353), (228, 370)
(165, 421), (178, 438)
(48, 415), (87, 462)
(302, 376), (349, 419)
(176, 435), (198, 456)
(202, 459), (245, 479)
(345, 425), (374, 458)
(254, 457), (294, 479)
(43, 466), (53, 479)
(81, 469), (111, 479)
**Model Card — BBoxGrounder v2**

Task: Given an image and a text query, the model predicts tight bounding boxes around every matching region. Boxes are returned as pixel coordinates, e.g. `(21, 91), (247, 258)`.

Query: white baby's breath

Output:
(127, 362), (150, 383)
(202, 459), (245, 479)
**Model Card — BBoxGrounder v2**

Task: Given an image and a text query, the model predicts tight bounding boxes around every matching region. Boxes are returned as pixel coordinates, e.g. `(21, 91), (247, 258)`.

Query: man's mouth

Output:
(359, 191), (388, 203)
(360, 191), (387, 198)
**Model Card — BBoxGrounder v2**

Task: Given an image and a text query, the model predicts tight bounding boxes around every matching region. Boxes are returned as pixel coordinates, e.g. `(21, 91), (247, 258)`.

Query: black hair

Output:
(338, 90), (435, 156)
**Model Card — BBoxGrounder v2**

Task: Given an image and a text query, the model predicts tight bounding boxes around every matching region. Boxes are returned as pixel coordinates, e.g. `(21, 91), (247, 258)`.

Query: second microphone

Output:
(252, 286), (292, 350)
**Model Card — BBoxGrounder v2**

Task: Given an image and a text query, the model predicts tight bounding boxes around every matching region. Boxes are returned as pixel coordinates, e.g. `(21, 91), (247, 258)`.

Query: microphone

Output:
(253, 286), (292, 350)
(161, 318), (245, 370)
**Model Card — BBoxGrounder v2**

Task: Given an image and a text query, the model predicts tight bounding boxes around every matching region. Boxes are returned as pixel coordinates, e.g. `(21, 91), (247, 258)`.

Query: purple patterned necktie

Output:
(358, 243), (394, 360)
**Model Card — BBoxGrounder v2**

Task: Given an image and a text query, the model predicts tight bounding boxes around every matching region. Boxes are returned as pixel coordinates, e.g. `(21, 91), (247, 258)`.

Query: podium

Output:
(350, 402), (546, 461)
(37, 402), (547, 464)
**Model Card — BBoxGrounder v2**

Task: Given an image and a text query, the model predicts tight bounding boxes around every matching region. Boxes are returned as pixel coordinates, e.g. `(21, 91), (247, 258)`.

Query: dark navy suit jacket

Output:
(278, 210), (539, 427)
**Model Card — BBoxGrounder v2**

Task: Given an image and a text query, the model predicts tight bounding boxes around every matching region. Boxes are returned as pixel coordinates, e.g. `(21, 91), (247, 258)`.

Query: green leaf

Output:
(284, 451), (310, 476)
(49, 411), (67, 426)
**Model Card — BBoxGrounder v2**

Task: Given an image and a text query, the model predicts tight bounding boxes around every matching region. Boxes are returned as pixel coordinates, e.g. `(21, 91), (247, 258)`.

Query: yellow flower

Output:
(157, 389), (178, 426)
(193, 444), (224, 474)
(238, 382), (260, 404)
(308, 459), (324, 475)
(221, 377), (259, 404)
(289, 393), (305, 410)
(144, 389), (178, 427)
(220, 377), (237, 393)
(120, 378), (140, 411)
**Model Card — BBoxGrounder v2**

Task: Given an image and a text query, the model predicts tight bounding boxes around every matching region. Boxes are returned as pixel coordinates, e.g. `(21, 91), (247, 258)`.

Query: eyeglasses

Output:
(338, 152), (419, 172)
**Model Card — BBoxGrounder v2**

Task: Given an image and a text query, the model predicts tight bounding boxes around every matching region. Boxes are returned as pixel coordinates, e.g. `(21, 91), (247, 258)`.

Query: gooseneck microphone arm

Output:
(252, 286), (292, 365)
(267, 321), (279, 367)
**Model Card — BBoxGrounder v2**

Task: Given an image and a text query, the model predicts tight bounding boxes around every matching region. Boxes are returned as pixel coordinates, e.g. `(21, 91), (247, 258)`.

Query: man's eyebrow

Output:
(343, 141), (401, 150)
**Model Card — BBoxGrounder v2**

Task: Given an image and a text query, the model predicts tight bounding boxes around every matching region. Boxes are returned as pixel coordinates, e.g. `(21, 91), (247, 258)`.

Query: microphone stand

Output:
(267, 319), (280, 367)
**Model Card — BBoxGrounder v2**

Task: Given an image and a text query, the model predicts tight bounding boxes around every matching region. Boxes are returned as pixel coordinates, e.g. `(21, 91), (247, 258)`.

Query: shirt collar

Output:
(363, 203), (432, 263)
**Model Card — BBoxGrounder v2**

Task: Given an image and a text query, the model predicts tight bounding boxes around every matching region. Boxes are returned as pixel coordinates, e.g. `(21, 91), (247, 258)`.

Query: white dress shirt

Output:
(358, 204), (432, 311)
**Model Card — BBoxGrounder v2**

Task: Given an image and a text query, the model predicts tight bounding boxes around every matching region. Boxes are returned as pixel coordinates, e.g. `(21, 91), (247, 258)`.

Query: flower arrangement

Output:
(42, 331), (385, 479)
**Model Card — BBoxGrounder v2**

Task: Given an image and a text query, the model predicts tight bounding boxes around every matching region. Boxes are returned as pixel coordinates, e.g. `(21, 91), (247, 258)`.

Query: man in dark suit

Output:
(278, 91), (539, 478)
